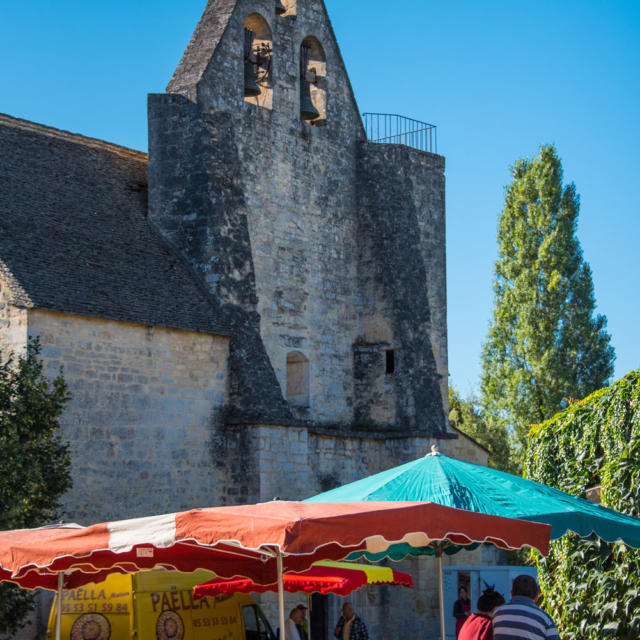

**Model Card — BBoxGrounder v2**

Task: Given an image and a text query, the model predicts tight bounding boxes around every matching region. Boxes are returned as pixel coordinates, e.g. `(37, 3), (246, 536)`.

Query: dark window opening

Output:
(385, 349), (395, 374)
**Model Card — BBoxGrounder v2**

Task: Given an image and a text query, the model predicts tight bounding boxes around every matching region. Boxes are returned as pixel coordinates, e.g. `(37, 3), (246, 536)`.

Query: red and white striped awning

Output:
(0, 501), (551, 591)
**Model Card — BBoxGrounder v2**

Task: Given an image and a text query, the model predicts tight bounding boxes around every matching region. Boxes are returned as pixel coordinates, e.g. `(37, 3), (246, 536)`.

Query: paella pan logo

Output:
(70, 613), (111, 640)
(156, 611), (185, 640)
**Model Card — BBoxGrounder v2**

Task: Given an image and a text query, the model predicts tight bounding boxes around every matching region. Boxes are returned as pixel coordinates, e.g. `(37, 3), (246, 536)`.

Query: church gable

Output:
(166, 0), (363, 133)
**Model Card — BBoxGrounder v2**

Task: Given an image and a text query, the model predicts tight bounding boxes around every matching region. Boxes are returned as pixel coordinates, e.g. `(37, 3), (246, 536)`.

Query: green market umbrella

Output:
(305, 447), (640, 548)
(305, 446), (640, 640)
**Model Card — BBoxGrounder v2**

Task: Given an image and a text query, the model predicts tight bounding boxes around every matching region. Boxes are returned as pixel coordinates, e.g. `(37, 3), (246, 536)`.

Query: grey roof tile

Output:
(0, 113), (230, 336)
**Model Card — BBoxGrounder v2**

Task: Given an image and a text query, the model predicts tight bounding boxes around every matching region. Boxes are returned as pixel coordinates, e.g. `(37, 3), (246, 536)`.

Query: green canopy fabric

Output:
(305, 449), (640, 550)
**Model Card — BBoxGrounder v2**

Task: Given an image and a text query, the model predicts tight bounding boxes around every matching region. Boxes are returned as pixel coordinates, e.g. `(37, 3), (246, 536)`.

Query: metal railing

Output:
(362, 113), (438, 154)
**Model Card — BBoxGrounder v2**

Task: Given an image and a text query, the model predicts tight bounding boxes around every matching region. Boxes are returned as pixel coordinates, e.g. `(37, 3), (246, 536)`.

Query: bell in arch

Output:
(300, 81), (320, 121)
(244, 60), (261, 97)
(275, 0), (287, 14)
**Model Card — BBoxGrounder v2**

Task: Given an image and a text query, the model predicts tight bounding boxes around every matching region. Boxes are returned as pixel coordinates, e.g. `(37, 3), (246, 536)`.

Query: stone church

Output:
(0, 0), (494, 637)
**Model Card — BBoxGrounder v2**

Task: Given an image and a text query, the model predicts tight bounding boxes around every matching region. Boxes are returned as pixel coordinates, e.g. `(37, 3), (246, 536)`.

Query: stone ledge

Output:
(309, 425), (458, 440)
(223, 420), (458, 441)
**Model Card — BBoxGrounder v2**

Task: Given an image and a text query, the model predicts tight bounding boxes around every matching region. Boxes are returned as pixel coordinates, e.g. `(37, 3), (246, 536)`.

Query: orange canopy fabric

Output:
(0, 501), (551, 591)
(193, 561), (414, 598)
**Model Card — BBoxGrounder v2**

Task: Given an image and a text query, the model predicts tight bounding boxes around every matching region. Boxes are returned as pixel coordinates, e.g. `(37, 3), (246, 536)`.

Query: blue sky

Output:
(2, 1), (638, 396)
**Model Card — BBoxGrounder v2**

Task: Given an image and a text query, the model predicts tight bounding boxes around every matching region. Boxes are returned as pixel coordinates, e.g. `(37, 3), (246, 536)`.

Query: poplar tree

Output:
(448, 386), (514, 472)
(0, 339), (71, 636)
(480, 145), (615, 452)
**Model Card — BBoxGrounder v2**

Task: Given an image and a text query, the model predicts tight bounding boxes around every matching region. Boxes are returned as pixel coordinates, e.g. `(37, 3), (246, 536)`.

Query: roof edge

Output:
(27, 307), (232, 339)
(166, 0), (237, 95)
(0, 259), (33, 309)
(448, 424), (491, 455)
(0, 113), (148, 163)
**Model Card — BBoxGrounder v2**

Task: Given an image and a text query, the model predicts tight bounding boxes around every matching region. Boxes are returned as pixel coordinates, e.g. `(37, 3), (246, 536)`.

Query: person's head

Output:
(476, 589), (505, 616)
(295, 604), (308, 620)
(458, 586), (468, 600)
(511, 574), (540, 600)
(289, 608), (304, 624)
(342, 602), (354, 620)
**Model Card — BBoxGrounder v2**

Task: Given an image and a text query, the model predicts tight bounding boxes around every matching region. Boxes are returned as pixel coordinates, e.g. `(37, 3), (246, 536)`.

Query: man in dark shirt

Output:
(334, 602), (369, 640)
(295, 603), (308, 640)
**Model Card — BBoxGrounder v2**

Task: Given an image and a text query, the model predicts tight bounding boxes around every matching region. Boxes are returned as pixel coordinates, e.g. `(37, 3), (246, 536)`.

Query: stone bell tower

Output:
(148, 0), (449, 436)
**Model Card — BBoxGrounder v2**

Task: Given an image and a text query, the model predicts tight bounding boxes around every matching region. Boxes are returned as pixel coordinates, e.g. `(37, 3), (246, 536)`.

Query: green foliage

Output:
(526, 370), (640, 639)
(0, 586), (38, 638)
(480, 145), (615, 452)
(448, 386), (514, 472)
(0, 339), (72, 636)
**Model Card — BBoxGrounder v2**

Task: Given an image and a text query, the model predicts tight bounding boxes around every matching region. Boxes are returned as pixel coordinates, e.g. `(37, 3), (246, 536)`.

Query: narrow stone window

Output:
(286, 351), (310, 408)
(385, 349), (395, 375)
(299, 36), (326, 124)
(243, 14), (273, 109)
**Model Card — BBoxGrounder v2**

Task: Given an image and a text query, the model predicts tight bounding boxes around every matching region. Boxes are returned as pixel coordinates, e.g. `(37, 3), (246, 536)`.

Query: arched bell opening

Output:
(243, 13), (273, 109)
(300, 36), (326, 125)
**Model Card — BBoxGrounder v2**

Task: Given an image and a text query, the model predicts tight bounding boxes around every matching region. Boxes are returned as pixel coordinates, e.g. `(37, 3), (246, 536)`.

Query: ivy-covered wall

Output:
(526, 370), (640, 639)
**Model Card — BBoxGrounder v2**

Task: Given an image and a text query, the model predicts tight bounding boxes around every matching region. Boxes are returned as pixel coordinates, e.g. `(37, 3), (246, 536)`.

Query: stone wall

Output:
(0, 272), (28, 358)
(26, 310), (230, 524)
(219, 424), (486, 504)
(357, 143), (448, 432)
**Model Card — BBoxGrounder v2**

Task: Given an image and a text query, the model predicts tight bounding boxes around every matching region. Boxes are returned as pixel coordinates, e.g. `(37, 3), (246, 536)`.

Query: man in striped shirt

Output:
(493, 575), (561, 640)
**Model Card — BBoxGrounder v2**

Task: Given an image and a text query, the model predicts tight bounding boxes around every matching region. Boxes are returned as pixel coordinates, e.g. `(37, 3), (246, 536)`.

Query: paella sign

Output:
(60, 578), (131, 616)
(58, 574), (131, 640)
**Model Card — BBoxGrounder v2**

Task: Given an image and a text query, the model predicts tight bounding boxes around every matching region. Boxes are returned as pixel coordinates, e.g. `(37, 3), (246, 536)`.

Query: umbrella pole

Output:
(307, 593), (312, 640)
(56, 573), (63, 640)
(277, 552), (286, 640)
(437, 550), (445, 640)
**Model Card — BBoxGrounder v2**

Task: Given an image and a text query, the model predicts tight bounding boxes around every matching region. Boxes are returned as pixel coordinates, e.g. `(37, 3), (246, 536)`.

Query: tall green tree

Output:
(448, 386), (514, 472)
(480, 145), (615, 452)
(0, 339), (71, 637)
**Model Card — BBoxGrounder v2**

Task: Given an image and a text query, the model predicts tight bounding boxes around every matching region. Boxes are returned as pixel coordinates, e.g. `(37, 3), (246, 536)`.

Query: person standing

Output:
(453, 586), (472, 637)
(295, 603), (309, 640)
(285, 607), (304, 640)
(492, 575), (560, 640)
(334, 602), (369, 640)
(458, 589), (505, 640)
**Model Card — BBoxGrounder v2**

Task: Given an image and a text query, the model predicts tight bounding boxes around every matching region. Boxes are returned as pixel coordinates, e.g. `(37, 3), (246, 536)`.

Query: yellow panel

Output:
(133, 569), (216, 593)
(47, 570), (257, 640)
(134, 587), (245, 640)
(47, 573), (133, 640)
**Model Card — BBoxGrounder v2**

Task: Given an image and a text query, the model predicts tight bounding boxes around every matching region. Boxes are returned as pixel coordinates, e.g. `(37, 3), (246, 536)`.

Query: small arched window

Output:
(286, 351), (310, 408)
(243, 14), (273, 109)
(300, 36), (326, 124)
